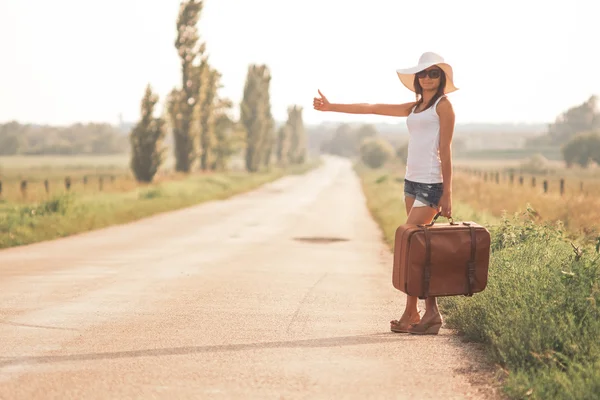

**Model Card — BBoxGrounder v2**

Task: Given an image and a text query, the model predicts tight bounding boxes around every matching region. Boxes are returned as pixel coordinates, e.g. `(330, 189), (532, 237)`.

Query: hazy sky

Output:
(0, 0), (598, 126)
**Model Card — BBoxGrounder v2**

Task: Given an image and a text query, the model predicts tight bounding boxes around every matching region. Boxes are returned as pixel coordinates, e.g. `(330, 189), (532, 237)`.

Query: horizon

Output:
(0, 0), (597, 127)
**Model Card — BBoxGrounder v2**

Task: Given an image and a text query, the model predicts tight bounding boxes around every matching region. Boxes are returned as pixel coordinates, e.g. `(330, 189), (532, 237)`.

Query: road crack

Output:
(286, 272), (328, 333)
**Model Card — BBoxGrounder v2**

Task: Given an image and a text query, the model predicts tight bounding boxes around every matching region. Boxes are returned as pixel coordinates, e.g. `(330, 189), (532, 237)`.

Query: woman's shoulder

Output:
(435, 96), (454, 115)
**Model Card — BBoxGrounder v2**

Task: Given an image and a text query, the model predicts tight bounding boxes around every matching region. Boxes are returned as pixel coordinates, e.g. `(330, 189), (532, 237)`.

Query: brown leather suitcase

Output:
(392, 212), (491, 299)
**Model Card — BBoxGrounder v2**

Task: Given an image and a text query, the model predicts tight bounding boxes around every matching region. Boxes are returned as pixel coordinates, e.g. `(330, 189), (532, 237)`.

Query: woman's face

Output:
(416, 66), (442, 92)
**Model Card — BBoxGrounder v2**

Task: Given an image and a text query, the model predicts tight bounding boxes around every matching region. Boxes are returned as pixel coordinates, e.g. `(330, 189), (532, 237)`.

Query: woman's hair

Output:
(413, 68), (447, 111)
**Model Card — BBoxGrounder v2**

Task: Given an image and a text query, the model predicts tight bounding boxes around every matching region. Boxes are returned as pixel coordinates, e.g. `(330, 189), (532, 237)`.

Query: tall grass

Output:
(441, 211), (600, 399)
(355, 161), (600, 400)
(451, 173), (600, 243)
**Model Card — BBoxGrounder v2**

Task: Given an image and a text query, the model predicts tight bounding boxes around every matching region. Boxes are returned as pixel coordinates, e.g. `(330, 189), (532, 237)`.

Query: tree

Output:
(263, 113), (276, 169)
(562, 132), (600, 168)
(240, 64), (273, 172)
(396, 142), (409, 164)
(172, 0), (205, 173)
(0, 121), (128, 155)
(196, 63), (220, 170)
(130, 85), (167, 183)
(285, 105), (307, 164)
(321, 123), (356, 157)
(360, 137), (395, 168)
(212, 99), (240, 171)
(529, 95), (600, 146)
(276, 124), (291, 166)
(355, 124), (378, 143)
(260, 69), (275, 169)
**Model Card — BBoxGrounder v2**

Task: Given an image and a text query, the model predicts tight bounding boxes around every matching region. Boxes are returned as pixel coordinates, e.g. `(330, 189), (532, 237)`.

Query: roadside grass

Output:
(1, 161), (319, 249)
(355, 161), (600, 400)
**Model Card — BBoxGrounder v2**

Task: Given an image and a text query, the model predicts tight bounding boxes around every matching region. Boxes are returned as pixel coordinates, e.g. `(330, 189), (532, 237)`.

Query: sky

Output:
(0, 0), (598, 127)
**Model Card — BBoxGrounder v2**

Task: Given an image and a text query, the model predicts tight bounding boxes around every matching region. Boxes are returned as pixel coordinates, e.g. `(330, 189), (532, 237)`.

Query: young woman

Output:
(313, 52), (457, 335)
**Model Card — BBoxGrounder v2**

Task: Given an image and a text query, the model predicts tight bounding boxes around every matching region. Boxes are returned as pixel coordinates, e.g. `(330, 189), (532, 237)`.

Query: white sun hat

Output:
(396, 52), (458, 94)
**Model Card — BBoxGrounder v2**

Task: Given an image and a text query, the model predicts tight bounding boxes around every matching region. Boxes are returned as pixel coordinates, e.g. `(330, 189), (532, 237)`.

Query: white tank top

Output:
(404, 95), (445, 183)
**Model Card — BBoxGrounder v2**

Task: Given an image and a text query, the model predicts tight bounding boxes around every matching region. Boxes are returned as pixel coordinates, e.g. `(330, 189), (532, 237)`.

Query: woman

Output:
(313, 52), (457, 335)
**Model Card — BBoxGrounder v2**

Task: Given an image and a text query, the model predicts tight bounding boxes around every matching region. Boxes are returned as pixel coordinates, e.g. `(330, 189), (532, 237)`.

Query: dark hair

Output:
(413, 67), (447, 111)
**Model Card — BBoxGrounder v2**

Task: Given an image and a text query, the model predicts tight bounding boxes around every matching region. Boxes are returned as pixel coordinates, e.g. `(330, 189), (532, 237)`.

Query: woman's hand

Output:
(438, 192), (452, 218)
(313, 90), (331, 112)
(312, 90), (417, 116)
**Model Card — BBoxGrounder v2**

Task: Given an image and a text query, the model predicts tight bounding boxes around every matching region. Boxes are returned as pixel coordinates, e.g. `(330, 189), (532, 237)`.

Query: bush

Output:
(359, 137), (395, 168)
(519, 153), (551, 174)
(562, 131), (600, 168)
(440, 209), (600, 399)
(396, 142), (409, 164)
(19, 194), (73, 217)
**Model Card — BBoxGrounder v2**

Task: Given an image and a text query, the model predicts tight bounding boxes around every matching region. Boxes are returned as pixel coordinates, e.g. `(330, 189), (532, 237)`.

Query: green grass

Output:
(441, 213), (600, 399)
(1, 161), (319, 249)
(355, 161), (600, 400)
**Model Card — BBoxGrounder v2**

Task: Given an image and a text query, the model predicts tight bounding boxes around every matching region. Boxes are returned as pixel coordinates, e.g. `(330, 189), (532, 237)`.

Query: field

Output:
(0, 153), (252, 203)
(0, 154), (319, 249)
(0, 154), (176, 203)
(452, 156), (600, 243)
(455, 146), (564, 161)
(451, 171), (600, 243)
(355, 160), (600, 400)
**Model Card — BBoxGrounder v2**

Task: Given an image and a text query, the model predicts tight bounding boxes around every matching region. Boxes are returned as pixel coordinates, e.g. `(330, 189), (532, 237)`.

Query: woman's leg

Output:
(405, 205), (444, 335)
(390, 197), (438, 332)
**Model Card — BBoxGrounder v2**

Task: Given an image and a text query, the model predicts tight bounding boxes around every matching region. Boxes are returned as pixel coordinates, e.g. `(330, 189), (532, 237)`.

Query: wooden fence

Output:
(0, 174), (124, 201)
(0, 168), (189, 202)
(454, 166), (592, 196)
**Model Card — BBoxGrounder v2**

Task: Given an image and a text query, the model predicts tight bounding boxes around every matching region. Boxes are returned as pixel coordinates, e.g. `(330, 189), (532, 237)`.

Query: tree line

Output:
(130, 0), (306, 182)
(0, 122), (128, 155)
(527, 95), (600, 168)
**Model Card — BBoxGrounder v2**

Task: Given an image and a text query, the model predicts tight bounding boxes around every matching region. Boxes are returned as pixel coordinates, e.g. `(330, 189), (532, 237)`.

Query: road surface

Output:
(0, 156), (501, 399)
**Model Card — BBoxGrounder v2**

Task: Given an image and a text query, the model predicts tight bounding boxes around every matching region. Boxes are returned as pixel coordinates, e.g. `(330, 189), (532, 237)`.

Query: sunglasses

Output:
(416, 69), (441, 79)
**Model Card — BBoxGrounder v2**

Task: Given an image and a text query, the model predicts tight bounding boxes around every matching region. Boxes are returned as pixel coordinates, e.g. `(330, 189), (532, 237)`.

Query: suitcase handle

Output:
(420, 211), (456, 227)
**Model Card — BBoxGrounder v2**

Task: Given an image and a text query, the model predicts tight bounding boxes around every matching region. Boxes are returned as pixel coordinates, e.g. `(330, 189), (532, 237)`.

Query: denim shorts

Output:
(403, 179), (444, 209)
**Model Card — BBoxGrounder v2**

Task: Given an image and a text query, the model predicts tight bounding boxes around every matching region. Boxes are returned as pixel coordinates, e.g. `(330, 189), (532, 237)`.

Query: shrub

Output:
(396, 142), (409, 164)
(440, 209), (600, 399)
(359, 137), (395, 168)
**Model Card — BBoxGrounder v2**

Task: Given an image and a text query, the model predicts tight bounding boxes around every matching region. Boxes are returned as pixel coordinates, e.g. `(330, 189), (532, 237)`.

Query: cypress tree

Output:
(172, 0), (205, 172)
(130, 84), (167, 183)
(240, 64), (274, 172)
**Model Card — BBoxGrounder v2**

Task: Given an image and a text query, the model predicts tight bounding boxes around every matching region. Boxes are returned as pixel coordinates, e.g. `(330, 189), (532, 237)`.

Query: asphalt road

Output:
(0, 156), (501, 400)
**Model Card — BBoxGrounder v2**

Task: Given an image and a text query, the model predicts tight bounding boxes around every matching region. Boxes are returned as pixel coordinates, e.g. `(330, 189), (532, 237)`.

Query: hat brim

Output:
(396, 62), (458, 94)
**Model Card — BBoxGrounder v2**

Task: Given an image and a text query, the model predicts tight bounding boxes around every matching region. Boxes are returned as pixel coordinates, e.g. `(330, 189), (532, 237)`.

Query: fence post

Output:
(495, 172), (499, 184)
(543, 180), (548, 193)
(509, 173), (514, 184)
(580, 181), (584, 193)
(65, 177), (71, 191)
(532, 177), (536, 187)
(20, 180), (27, 199)
(83, 175), (88, 185)
(519, 176), (524, 185)
(99, 176), (104, 191)
(560, 179), (565, 196)
(44, 179), (50, 194)
(0, 180), (2, 196)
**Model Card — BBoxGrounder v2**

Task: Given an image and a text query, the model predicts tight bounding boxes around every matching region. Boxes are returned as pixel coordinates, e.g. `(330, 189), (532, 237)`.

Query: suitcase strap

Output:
(420, 224), (478, 299)
(421, 227), (432, 299)
(466, 225), (477, 297)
